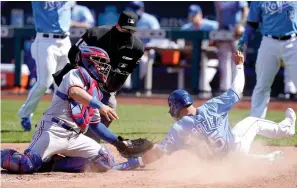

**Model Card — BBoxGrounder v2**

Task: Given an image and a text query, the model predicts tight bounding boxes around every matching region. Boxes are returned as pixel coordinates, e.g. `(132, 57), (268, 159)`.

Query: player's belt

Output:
(265, 33), (297, 41)
(42, 33), (68, 39)
(51, 117), (79, 133)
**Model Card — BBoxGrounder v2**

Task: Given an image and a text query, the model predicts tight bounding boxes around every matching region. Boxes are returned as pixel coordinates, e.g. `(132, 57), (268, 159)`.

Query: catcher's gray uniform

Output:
(27, 69), (105, 161)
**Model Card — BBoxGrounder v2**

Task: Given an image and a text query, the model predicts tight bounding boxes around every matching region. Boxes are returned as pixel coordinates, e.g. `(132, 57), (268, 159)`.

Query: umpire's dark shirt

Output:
(68, 26), (144, 93)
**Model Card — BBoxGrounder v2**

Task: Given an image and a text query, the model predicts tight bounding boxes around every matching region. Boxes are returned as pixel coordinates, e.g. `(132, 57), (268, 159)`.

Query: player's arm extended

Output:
(142, 123), (184, 165)
(231, 51), (245, 96)
(68, 86), (119, 121)
(142, 145), (165, 164)
(112, 144), (165, 171)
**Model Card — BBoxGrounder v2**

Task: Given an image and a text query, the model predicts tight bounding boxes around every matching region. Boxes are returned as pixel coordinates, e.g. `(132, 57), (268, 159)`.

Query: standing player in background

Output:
(71, 1), (95, 29)
(123, 1), (160, 91)
(215, 1), (249, 94)
(181, 4), (218, 99)
(19, 1), (73, 131)
(238, 2), (297, 118)
(118, 51), (296, 170)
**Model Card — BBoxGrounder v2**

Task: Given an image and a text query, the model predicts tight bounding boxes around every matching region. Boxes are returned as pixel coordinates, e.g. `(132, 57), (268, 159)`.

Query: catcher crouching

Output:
(1, 46), (153, 173)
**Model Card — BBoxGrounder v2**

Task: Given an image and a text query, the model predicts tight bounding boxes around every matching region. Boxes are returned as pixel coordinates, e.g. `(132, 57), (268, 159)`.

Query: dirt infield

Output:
(1, 143), (297, 188)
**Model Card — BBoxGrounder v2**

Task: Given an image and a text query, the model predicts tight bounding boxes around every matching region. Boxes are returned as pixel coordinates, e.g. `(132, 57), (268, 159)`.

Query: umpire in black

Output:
(68, 11), (144, 140)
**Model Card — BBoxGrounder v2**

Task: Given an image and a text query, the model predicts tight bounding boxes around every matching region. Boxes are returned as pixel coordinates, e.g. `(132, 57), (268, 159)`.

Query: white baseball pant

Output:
(232, 116), (295, 154)
(28, 118), (102, 161)
(251, 36), (297, 118)
(19, 33), (71, 118)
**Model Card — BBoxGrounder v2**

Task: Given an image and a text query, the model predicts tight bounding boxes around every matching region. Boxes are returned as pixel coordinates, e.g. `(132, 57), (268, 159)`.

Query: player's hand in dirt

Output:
(99, 104), (119, 121)
(234, 50), (244, 65)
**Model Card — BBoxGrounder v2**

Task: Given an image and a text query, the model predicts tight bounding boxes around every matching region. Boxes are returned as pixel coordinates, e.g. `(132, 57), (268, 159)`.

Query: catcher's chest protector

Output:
(56, 67), (103, 133)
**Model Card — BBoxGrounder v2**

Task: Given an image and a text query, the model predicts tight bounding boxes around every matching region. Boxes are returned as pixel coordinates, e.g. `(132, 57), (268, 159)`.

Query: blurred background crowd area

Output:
(1, 1), (296, 100)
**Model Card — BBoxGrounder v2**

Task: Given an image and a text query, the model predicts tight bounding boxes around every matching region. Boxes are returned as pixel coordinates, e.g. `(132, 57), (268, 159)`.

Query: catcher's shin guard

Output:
(92, 145), (116, 172)
(1, 149), (42, 173)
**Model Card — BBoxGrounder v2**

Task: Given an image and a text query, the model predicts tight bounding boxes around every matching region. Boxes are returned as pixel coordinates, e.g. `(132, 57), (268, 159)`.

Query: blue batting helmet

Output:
(168, 89), (193, 119)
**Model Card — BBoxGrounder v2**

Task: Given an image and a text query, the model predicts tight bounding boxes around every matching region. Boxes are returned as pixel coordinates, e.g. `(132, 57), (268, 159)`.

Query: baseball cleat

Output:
(21, 117), (32, 131)
(264, 151), (284, 162)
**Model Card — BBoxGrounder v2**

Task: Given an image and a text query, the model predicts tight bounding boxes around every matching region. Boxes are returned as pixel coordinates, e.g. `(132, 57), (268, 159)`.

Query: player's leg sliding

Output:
(233, 108), (296, 155)
(0, 149), (42, 174)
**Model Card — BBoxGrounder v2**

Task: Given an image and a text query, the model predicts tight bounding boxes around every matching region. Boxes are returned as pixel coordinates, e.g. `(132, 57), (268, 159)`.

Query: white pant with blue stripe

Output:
(27, 118), (103, 162)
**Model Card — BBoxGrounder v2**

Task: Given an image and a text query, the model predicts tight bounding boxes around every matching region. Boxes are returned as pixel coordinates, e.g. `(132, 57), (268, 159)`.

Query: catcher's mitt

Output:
(113, 136), (154, 158)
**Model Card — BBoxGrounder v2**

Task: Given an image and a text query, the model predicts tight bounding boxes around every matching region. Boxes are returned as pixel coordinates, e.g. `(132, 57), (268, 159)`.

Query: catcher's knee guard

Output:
(1, 149), (42, 174)
(92, 145), (116, 172)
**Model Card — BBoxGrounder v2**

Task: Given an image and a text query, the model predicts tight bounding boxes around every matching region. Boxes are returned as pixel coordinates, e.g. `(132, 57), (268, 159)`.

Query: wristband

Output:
(89, 97), (103, 109)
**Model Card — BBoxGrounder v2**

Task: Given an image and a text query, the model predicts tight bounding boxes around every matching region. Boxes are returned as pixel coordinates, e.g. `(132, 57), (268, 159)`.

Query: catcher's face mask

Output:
(80, 46), (111, 84)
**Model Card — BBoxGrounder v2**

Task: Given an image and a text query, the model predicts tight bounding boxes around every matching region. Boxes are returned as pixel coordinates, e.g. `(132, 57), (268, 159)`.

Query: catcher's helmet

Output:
(168, 89), (193, 119)
(79, 46), (111, 83)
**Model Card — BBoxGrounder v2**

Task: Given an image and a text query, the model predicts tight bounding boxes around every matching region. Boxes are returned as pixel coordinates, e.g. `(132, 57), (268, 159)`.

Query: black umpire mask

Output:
(113, 27), (132, 40)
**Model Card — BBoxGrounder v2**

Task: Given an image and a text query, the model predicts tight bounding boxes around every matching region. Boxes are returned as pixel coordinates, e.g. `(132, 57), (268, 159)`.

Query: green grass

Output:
(1, 99), (296, 146)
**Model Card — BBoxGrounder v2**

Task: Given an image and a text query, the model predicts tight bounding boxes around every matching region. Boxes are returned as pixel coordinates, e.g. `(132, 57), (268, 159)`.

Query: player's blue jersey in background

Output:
(71, 4), (95, 27)
(157, 89), (240, 159)
(32, 1), (74, 34)
(137, 12), (160, 29)
(181, 19), (218, 31)
(215, 1), (248, 29)
(137, 12), (160, 44)
(248, 1), (297, 36)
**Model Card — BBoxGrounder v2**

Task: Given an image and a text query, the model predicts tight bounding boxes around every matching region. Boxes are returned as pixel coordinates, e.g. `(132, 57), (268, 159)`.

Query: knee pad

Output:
(92, 145), (116, 172)
(1, 149), (42, 174)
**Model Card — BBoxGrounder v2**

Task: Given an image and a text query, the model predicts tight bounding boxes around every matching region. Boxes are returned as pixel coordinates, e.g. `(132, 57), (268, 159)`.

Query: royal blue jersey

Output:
(248, 1), (297, 36)
(215, 1), (248, 29)
(157, 89), (240, 159)
(32, 1), (74, 34)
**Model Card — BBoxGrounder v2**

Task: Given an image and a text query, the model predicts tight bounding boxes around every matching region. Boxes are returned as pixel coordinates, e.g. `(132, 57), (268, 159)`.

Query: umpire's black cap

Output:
(118, 11), (138, 31)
